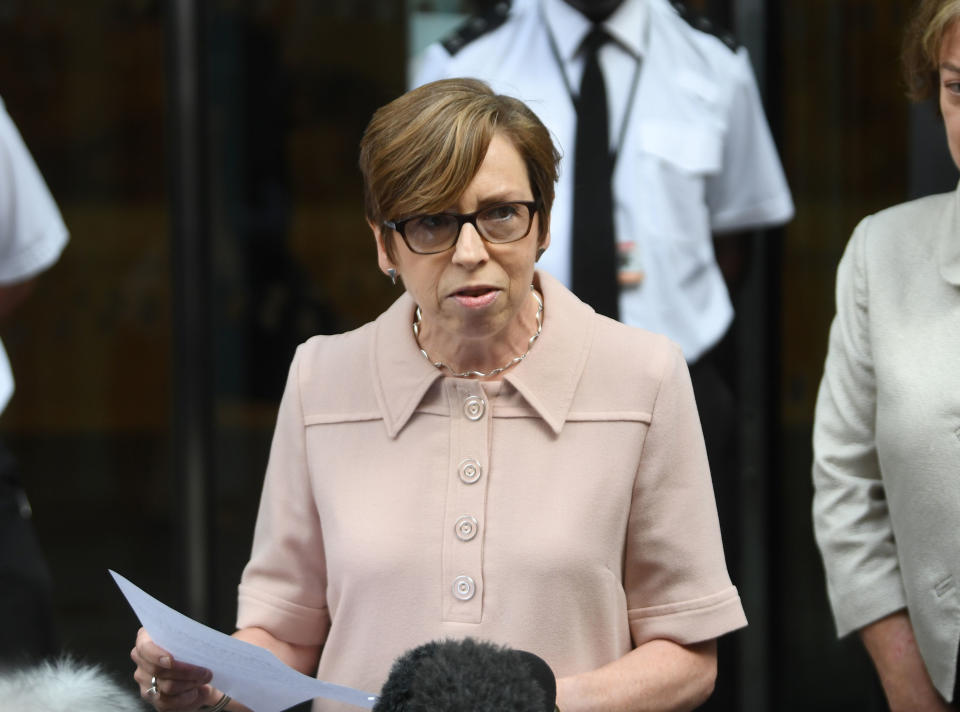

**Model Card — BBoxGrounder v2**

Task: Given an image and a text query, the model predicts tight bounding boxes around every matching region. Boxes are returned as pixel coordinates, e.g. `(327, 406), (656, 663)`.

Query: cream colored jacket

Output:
(813, 183), (960, 700)
(238, 271), (745, 710)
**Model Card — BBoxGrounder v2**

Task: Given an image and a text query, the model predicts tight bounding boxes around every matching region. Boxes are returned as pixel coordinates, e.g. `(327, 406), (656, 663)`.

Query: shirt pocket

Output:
(628, 121), (721, 265)
(635, 120), (723, 176)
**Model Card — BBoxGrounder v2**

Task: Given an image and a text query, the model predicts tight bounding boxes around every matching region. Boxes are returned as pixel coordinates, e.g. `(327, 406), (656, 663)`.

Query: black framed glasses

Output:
(384, 200), (539, 255)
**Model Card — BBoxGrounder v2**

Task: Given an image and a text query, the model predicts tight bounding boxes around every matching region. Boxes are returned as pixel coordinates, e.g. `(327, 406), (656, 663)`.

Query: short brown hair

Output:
(903, 0), (960, 101)
(359, 78), (560, 259)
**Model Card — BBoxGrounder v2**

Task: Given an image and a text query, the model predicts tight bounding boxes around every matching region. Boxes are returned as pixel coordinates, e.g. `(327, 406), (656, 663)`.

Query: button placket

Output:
(441, 380), (490, 623)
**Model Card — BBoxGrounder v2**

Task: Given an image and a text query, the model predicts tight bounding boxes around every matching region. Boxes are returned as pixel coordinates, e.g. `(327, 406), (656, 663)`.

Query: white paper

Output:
(110, 570), (378, 712)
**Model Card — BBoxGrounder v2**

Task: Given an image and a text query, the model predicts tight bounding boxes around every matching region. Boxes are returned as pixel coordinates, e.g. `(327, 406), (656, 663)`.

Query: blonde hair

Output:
(358, 78), (560, 260)
(903, 0), (960, 101)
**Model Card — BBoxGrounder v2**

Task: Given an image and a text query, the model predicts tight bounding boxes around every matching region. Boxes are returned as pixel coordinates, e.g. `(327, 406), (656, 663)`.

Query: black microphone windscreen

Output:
(374, 638), (556, 712)
(514, 649), (557, 712)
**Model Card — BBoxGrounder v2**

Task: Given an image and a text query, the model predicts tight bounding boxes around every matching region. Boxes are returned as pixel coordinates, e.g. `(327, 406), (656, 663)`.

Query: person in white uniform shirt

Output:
(412, 0), (793, 707)
(0, 94), (69, 662)
(413, 0), (793, 358)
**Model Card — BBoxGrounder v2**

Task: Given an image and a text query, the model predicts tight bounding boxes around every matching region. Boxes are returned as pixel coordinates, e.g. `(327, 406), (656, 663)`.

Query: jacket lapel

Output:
(938, 180), (960, 286)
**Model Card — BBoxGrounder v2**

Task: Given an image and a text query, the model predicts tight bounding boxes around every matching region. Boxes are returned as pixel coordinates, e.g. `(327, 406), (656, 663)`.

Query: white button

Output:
(458, 458), (482, 484)
(452, 575), (476, 601)
(455, 515), (479, 541)
(463, 395), (485, 420)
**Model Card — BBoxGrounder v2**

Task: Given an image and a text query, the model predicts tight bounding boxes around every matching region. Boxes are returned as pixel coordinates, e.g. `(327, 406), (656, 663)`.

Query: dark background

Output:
(0, 1), (954, 709)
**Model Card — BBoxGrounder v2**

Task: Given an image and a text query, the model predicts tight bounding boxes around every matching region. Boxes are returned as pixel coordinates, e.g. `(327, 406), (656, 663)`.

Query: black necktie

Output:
(571, 25), (619, 320)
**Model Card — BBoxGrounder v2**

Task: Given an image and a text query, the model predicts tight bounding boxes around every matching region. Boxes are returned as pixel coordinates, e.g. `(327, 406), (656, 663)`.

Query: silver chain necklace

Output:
(412, 285), (543, 379)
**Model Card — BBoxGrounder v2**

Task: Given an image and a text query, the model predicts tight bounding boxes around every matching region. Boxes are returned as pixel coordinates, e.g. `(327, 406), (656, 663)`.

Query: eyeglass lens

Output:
(404, 202), (533, 253)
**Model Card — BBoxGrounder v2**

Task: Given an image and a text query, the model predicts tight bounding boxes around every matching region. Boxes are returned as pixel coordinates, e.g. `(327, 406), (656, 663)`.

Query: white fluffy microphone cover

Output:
(0, 657), (144, 712)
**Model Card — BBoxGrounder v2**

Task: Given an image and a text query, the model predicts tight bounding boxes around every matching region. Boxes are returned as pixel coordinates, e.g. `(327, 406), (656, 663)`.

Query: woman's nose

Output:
(451, 222), (489, 267)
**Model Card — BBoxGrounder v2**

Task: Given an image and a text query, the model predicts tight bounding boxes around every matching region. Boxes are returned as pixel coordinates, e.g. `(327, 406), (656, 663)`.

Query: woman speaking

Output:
(131, 78), (744, 712)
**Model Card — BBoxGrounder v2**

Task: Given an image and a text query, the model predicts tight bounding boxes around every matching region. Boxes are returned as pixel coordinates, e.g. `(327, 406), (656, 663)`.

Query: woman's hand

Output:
(131, 627), (221, 711)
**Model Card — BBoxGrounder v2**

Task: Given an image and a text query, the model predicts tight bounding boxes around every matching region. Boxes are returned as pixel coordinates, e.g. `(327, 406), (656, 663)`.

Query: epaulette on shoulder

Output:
(442, 1), (512, 56)
(670, 1), (740, 52)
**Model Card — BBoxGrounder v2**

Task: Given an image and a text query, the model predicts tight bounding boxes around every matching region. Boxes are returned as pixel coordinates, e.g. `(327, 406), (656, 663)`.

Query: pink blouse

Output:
(237, 271), (745, 710)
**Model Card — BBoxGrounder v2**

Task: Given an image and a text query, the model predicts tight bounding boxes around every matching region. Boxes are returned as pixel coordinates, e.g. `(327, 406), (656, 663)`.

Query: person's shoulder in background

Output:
(849, 187), (958, 272)
(660, 0), (740, 53)
(649, 0), (748, 84)
(410, 0), (539, 88)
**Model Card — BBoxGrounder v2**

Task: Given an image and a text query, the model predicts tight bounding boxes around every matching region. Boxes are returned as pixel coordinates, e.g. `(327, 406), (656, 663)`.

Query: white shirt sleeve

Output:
(0, 96), (69, 285)
(706, 47), (794, 233)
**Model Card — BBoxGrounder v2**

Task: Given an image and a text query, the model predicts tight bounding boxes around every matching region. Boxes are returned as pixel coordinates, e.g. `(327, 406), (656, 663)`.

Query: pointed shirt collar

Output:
(371, 271), (597, 437)
(542, 0), (647, 63)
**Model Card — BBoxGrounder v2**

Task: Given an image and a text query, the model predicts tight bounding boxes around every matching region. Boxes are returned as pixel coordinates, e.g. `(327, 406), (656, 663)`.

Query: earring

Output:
(536, 248), (546, 262)
(387, 268), (397, 285)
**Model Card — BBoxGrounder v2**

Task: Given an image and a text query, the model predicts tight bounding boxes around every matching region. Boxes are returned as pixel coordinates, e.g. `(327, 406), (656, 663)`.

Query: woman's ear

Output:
(537, 228), (551, 258)
(369, 218), (396, 277)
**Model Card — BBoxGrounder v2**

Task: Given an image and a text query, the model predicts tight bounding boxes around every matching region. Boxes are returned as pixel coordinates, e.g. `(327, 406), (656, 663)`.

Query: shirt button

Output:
(454, 515), (479, 541)
(458, 458), (482, 484)
(463, 395), (485, 420)
(452, 575), (476, 601)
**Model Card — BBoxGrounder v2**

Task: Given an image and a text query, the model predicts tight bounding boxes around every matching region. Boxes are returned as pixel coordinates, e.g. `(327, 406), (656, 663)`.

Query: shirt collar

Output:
(371, 292), (443, 438)
(371, 270), (597, 437)
(542, 0), (647, 62)
(940, 179), (960, 286)
(503, 271), (597, 434)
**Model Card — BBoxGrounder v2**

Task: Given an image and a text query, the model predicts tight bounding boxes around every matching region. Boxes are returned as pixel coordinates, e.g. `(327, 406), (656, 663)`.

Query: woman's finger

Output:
(132, 628), (212, 682)
(150, 674), (214, 699)
(140, 679), (220, 712)
(134, 627), (174, 669)
(142, 683), (205, 712)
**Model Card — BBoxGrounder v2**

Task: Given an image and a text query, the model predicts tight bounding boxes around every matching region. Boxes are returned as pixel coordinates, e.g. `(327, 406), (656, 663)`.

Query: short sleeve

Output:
(811, 218), (907, 637)
(624, 343), (746, 646)
(0, 97), (69, 284)
(706, 48), (794, 233)
(237, 346), (331, 646)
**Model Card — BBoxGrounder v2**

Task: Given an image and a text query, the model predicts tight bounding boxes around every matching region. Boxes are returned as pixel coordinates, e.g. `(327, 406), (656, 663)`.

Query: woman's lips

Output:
(451, 287), (500, 308)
